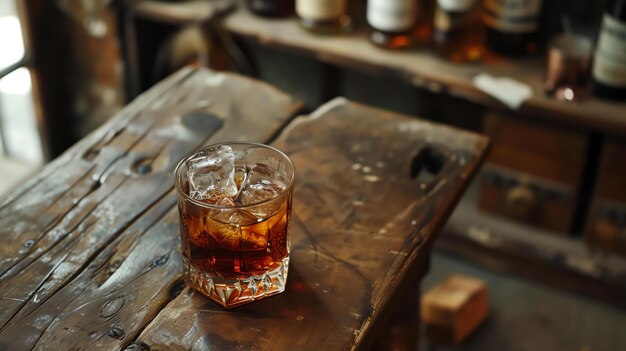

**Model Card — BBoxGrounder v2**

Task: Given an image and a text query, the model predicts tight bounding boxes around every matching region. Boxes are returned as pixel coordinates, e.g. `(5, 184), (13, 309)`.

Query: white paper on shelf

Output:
(473, 73), (533, 110)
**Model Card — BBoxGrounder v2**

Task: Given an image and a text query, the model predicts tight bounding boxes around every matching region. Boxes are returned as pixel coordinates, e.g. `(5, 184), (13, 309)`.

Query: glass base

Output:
(299, 16), (352, 35)
(183, 256), (289, 308)
(370, 31), (413, 50)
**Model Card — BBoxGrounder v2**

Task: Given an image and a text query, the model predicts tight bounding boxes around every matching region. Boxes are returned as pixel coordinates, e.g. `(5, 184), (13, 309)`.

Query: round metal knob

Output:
(593, 219), (617, 241)
(505, 184), (536, 218)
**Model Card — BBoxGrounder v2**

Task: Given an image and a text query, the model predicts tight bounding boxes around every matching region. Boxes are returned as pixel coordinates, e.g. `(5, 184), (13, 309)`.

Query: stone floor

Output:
(420, 251), (626, 351)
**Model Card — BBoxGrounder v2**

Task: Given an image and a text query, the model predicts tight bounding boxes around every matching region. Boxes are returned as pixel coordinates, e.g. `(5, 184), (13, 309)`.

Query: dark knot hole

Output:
(410, 146), (448, 191)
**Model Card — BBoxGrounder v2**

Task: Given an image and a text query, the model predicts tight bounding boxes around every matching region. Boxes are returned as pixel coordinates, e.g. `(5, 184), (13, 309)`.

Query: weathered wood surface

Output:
(221, 3), (626, 137)
(136, 98), (488, 350)
(0, 66), (302, 350)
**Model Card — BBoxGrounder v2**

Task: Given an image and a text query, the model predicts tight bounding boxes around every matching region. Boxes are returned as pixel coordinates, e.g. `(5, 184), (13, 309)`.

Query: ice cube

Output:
(237, 164), (288, 204)
(210, 197), (257, 224)
(207, 221), (240, 251)
(208, 202), (267, 251)
(234, 166), (247, 190)
(236, 163), (289, 217)
(187, 145), (238, 202)
(241, 221), (269, 251)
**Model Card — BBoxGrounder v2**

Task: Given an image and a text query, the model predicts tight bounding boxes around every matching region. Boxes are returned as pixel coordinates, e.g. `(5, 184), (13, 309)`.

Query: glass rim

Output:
(174, 142), (295, 211)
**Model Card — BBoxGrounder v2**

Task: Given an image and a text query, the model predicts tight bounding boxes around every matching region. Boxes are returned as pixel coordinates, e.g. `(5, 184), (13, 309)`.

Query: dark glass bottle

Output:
(246, 0), (294, 18)
(415, 0), (437, 43)
(433, 0), (484, 62)
(483, 0), (543, 56)
(296, 0), (351, 35)
(592, 0), (626, 101)
(367, 0), (417, 49)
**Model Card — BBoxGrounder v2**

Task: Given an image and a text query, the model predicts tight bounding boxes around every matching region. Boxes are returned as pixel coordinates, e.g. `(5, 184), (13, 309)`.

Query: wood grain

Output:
(136, 98), (488, 350)
(0, 67), (302, 350)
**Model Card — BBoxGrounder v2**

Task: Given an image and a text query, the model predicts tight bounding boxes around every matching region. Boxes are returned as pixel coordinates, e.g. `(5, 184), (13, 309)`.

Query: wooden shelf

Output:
(222, 6), (626, 137)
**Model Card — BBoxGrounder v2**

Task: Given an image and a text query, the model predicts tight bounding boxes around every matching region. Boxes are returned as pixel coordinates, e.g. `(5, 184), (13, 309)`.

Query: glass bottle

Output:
(296, 0), (351, 34)
(483, 0), (543, 56)
(367, 0), (417, 49)
(433, 0), (484, 62)
(592, 0), (626, 101)
(247, 0), (294, 18)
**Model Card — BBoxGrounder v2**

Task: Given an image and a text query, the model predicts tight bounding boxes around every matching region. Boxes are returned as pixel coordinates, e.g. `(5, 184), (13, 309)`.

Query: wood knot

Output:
(23, 240), (35, 248)
(100, 296), (125, 318)
(107, 326), (125, 340)
(410, 146), (446, 179)
(125, 342), (151, 351)
(410, 146), (448, 192)
(124, 341), (150, 351)
(170, 279), (186, 299)
(83, 148), (100, 161)
(182, 112), (223, 132)
(150, 254), (169, 269)
(107, 260), (122, 276)
(132, 158), (154, 175)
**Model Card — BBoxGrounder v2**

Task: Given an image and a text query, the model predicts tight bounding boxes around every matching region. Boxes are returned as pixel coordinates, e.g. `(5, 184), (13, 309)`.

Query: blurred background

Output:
(1, 0), (625, 349)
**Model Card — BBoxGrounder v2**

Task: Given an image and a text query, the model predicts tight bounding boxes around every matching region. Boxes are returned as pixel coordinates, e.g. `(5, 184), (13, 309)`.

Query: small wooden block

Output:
(421, 275), (489, 345)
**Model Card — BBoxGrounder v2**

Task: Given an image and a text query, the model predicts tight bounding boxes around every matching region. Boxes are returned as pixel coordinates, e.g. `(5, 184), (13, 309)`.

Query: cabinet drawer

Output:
(478, 165), (574, 233)
(478, 113), (587, 233)
(585, 139), (626, 257)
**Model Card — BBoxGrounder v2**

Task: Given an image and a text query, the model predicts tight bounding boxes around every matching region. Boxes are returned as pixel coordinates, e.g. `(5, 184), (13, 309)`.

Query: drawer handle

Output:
(505, 184), (537, 218)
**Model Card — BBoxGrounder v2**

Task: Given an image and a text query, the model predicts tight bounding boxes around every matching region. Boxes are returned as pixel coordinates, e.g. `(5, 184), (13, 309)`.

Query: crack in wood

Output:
(0, 168), (98, 277)
(0, 69), (199, 286)
(0, 193), (174, 348)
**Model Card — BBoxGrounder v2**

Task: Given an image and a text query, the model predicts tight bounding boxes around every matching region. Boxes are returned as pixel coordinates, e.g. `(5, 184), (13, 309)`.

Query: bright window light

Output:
(0, 16), (25, 70)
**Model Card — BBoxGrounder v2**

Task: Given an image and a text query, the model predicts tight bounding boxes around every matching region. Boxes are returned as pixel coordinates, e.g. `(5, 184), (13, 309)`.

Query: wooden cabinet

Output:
(585, 139), (626, 256)
(478, 113), (588, 233)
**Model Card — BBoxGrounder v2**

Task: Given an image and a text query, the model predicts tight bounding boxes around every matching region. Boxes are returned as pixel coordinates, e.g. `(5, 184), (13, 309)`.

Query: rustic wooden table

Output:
(0, 67), (488, 350)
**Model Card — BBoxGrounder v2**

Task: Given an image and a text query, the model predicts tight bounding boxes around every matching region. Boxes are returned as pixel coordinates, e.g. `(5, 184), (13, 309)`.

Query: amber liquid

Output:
(482, 0), (542, 56)
(299, 16), (352, 35)
(180, 201), (290, 279)
(433, 7), (485, 62)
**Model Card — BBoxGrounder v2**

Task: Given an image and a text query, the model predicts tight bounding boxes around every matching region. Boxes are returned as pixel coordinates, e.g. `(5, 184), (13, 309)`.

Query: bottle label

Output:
(367, 0), (417, 32)
(483, 0), (542, 33)
(297, 0), (346, 20)
(438, 0), (476, 12)
(593, 15), (626, 88)
(593, 55), (626, 88)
